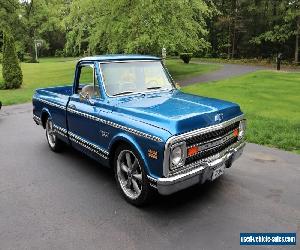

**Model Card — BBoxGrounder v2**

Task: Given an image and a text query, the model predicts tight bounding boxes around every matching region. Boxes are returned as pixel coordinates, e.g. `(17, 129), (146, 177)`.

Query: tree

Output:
(19, 0), (68, 60)
(249, 0), (300, 63)
(65, 0), (214, 56)
(207, 0), (247, 59)
(2, 33), (23, 89)
(286, 0), (300, 63)
(206, 0), (300, 61)
(0, 0), (23, 89)
(296, 16), (300, 63)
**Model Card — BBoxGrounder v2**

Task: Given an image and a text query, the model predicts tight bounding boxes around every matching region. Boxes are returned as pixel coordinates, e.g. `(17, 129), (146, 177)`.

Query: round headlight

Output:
(171, 146), (183, 166)
(238, 120), (246, 140)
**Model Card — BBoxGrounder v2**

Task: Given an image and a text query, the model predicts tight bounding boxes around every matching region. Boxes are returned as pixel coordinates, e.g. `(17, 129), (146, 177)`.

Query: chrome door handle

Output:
(69, 104), (76, 109)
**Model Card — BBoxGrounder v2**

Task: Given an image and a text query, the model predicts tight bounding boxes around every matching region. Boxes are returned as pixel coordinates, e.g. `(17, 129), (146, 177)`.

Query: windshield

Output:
(100, 61), (174, 96)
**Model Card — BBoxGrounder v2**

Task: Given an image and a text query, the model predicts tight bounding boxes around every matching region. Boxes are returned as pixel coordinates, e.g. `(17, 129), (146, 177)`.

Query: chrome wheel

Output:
(46, 118), (56, 148)
(116, 150), (143, 200)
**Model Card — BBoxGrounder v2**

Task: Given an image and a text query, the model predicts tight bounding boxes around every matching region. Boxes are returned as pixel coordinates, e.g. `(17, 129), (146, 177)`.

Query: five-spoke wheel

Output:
(117, 150), (143, 200)
(114, 145), (154, 206)
(45, 117), (63, 152)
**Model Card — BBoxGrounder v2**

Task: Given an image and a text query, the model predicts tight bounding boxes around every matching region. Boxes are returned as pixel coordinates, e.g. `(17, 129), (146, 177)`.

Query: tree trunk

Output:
(295, 17), (300, 64)
(231, 0), (237, 59)
(228, 22), (231, 59)
(232, 22), (236, 59)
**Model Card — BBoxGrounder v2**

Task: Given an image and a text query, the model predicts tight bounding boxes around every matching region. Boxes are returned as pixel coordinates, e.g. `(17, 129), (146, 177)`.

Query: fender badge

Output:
(100, 130), (109, 138)
(148, 149), (158, 160)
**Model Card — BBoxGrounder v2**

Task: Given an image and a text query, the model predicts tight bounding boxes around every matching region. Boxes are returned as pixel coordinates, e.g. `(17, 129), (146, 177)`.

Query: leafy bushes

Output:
(55, 49), (65, 57)
(23, 53), (34, 63)
(180, 53), (193, 64)
(1, 33), (23, 89)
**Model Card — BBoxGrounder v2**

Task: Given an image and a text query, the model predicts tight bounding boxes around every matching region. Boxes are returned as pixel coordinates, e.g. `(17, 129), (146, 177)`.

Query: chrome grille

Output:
(185, 137), (238, 165)
(185, 121), (240, 165)
(163, 115), (245, 178)
(186, 121), (239, 147)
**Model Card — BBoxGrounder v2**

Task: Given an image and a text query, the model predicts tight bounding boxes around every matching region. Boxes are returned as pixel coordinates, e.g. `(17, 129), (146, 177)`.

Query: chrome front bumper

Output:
(155, 140), (246, 195)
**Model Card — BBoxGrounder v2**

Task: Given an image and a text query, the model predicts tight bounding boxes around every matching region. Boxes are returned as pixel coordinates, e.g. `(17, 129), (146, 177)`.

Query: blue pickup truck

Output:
(32, 55), (246, 205)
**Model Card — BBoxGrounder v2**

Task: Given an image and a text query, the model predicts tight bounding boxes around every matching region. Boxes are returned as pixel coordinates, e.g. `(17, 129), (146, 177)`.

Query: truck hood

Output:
(115, 90), (243, 135)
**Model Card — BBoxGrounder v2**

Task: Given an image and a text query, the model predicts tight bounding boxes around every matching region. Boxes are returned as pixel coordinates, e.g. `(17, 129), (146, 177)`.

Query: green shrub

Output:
(2, 33), (23, 89)
(15, 41), (26, 62)
(17, 51), (24, 62)
(55, 49), (64, 57)
(0, 53), (3, 63)
(23, 53), (34, 63)
(180, 53), (193, 64)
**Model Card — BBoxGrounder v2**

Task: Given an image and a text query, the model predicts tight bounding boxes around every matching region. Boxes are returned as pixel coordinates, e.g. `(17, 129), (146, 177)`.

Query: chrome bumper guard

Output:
(155, 140), (246, 195)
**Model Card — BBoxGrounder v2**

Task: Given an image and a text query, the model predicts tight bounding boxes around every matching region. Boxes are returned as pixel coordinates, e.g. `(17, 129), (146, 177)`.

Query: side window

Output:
(79, 66), (93, 85)
(78, 65), (100, 98)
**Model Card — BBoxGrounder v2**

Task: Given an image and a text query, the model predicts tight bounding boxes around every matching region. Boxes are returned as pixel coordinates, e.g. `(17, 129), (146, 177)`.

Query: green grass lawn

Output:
(0, 58), (220, 105)
(0, 58), (76, 105)
(166, 59), (221, 80)
(182, 71), (300, 154)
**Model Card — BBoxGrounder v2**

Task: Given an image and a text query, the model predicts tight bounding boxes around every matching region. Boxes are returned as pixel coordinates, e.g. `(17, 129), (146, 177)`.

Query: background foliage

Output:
(64, 0), (213, 56)
(1, 33), (23, 89)
(0, 0), (299, 62)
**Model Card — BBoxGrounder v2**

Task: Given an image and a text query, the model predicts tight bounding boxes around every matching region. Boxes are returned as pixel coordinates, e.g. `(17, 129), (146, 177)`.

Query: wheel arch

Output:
(108, 133), (150, 174)
(41, 108), (51, 128)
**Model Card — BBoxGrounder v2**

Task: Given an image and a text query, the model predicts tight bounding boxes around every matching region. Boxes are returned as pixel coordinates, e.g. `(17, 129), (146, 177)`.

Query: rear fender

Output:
(41, 108), (51, 128)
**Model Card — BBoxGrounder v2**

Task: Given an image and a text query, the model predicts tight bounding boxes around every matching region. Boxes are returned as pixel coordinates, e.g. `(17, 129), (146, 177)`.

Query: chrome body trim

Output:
(68, 131), (109, 159)
(187, 130), (235, 150)
(33, 97), (66, 110)
(156, 140), (246, 195)
(51, 123), (109, 159)
(33, 115), (42, 125)
(169, 141), (187, 171)
(69, 136), (108, 160)
(53, 124), (68, 138)
(99, 59), (160, 64)
(170, 138), (244, 177)
(163, 115), (245, 177)
(67, 107), (163, 142)
(147, 175), (158, 183)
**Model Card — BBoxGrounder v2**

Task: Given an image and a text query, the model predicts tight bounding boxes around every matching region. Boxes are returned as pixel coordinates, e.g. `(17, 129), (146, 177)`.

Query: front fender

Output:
(108, 132), (166, 178)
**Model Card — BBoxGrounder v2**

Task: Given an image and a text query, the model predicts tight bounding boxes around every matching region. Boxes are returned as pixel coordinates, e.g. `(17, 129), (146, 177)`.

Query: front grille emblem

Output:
(215, 113), (224, 123)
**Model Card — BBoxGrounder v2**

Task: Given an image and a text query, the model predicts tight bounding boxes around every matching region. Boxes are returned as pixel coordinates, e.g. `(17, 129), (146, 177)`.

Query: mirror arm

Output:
(88, 98), (95, 105)
(79, 92), (95, 105)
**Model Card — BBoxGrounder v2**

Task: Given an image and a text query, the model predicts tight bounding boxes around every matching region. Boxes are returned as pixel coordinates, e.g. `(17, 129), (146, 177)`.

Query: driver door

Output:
(67, 63), (108, 160)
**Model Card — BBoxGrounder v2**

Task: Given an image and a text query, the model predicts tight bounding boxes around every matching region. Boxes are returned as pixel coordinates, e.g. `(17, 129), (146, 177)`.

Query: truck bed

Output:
(33, 85), (73, 133)
(36, 85), (73, 97)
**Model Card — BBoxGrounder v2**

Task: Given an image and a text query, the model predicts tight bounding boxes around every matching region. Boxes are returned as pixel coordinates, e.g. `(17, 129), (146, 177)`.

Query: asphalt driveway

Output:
(0, 103), (299, 250)
(181, 63), (266, 86)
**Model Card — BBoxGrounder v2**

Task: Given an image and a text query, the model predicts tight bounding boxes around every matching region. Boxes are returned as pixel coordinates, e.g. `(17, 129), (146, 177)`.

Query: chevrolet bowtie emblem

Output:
(215, 113), (224, 123)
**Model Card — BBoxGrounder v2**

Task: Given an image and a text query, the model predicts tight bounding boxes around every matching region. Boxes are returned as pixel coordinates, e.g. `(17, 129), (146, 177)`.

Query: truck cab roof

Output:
(79, 54), (161, 62)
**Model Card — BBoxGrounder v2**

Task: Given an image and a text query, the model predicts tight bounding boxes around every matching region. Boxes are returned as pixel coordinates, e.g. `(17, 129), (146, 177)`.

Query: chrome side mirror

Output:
(79, 92), (95, 105)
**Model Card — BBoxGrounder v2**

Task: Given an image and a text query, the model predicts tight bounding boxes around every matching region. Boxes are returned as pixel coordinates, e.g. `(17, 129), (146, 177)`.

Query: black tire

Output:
(45, 117), (64, 152)
(114, 144), (154, 206)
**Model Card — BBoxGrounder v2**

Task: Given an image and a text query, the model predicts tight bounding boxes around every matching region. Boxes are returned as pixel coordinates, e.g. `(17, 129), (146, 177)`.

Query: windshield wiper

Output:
(112, 91), (134, 96)
(147, 86), (162, 90)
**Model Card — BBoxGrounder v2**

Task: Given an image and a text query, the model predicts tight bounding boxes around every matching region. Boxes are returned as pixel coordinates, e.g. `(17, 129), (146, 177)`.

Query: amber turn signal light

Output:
(233, 128), (239, 137)
(187, 146), (199, 157)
